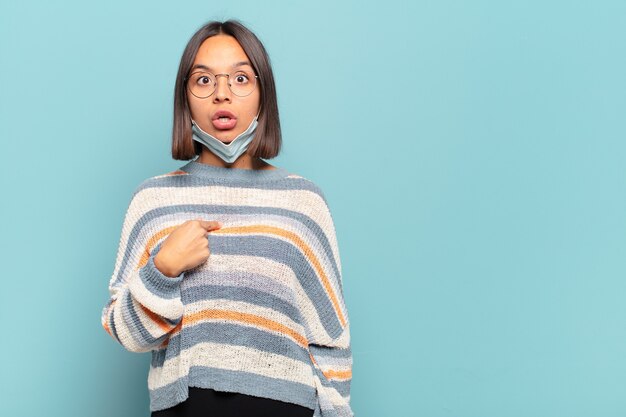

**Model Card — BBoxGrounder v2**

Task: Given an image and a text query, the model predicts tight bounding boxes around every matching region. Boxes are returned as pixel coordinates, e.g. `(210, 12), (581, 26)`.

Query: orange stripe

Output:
(103, 322), (112, 336)
(104, 288), (178, 337)
(309, 352), (352, 380)
(184, 308), (309, 348)
(122, 225), (184, 334)
(163, 170), (189, 176)
(212, 225), (347, 327)
(137, 303), (180, 334)
(137, 225), (180, 268)
(134, 223), (345, 339)
(117, 220), (350, 374)
(323, 368), (352, 380)
(102, 303), (113, 337)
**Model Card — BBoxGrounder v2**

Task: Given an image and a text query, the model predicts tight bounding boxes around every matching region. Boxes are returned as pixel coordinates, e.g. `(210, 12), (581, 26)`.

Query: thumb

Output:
(197, 219), (222, 230)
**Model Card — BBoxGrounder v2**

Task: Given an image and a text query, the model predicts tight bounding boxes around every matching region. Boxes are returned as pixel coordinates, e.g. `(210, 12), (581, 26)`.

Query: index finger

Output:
(196, 219), (222, 230)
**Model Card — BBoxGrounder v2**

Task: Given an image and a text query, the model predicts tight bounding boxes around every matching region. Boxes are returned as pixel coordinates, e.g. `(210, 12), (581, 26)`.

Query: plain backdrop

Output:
(1, 1), (625, 416)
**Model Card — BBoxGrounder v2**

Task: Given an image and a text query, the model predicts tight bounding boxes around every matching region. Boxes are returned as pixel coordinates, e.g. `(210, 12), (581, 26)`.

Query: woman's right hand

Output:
(154, 219), (222, 277)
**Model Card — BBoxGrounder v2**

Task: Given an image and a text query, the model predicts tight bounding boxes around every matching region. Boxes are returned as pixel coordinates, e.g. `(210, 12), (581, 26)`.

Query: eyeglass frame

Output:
(184, 70), (259, 99)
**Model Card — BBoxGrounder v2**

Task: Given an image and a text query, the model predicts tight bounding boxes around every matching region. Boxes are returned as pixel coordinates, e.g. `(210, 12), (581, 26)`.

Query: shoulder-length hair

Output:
(171, 19), (281, 160)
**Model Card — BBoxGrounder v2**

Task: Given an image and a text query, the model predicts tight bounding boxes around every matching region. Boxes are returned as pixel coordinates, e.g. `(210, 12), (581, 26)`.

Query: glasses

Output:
(185, 69), (259, 98)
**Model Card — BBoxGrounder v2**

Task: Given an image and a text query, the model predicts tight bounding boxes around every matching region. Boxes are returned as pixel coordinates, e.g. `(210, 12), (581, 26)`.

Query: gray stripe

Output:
(114, 206), (342, 335)
(312, 365), (351, 397)
(138, 252), (183, 299)
(139, 210), (333, 291)
(182, 284), (302, 324)
(114, 203), (340, 302)
(138, 210), (337, 300)
(206, 234), (343, 337)
(151, 319), (310, 370)
(119, 234), (341, 346)
(108, 302), (120, 343)
(308, 353), (352, 369)
(150, 347), (167, 368)
(150, 330), (181, 368)
(148, 374), (189, 412)
(320, 402), (352, 417)
(122, 289), (166, 349)
(150, 326), (184, 368)
(181, 321), (311, 364)
(308, 343), (352, 360)
(140, 169), (323, 194)
(180, 159), (291, 182)
(152, 330), (183, 368)
(184, 268), (297, 306)
(332, 380), (351, 398)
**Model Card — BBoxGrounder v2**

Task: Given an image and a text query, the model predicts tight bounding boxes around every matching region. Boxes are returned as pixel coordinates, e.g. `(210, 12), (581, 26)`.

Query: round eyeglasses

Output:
(184, 69), (259, 98)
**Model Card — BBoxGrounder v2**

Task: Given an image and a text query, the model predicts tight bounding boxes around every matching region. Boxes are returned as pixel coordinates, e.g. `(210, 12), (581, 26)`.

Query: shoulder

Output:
(281, 170), (330, 205)
(125, 169), (190, 212)
(134, 167), (194, 194)
(281, 171), (337, 227)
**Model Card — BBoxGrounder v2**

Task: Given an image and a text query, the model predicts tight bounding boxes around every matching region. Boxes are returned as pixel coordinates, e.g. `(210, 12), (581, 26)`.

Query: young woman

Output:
(101, 19), (353, 417)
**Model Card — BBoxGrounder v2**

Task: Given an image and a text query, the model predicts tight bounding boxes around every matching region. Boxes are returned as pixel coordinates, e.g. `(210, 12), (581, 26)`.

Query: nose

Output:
(213, 74), (231, 102)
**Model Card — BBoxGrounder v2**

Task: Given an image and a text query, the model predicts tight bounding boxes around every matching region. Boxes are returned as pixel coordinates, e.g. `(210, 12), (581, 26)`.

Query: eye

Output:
(193, 73), (213, 86)
(233, 72), (250, 84)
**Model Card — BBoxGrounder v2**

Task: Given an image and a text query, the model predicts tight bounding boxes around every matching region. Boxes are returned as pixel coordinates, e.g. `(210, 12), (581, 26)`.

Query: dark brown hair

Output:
(171, 19), (281, 160)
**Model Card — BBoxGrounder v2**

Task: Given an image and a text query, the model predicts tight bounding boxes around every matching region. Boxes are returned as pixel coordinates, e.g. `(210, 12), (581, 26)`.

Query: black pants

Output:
(151, 387), (314, 417)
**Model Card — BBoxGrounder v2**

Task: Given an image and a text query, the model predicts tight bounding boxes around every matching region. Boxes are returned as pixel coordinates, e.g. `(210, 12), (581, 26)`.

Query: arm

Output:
(100, 187), (186, 353)
(299, 190), (354, 417)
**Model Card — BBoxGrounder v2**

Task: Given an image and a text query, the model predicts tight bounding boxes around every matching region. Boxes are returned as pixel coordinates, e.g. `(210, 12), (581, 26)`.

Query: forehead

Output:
(192, 35), (251, 72)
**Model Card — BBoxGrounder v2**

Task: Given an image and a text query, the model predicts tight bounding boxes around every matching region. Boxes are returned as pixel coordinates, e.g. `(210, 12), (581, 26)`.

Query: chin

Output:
(217, 131), (242, 143)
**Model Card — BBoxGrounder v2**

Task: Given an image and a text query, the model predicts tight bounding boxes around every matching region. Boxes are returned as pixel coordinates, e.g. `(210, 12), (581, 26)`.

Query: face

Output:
(187, 35), (261, 143)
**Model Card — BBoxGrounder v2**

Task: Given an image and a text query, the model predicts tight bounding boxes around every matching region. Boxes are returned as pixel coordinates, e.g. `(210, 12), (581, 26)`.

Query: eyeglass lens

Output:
(187, 69), (257, 98)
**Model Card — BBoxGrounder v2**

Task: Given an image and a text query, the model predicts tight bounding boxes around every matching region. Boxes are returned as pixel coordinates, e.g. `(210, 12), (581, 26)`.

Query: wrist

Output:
(154, 251), (180, 278)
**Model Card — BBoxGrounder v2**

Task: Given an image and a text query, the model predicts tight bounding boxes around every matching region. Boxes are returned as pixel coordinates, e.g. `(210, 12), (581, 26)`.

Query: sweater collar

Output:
(179, 157), (290, 182)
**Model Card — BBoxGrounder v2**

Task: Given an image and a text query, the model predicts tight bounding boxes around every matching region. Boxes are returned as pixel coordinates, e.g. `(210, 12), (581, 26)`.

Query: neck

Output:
(197, 149), (275, 170)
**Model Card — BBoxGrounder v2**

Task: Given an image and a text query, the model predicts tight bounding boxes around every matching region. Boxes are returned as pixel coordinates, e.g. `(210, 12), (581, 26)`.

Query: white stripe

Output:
(134, 182), (340, 267)
(180, 253), (331, 343)
(109, 184), (341, 294)
(148, 341), (315, 390)
(313, 374), (351, 409)
(127, 263), (184, 321)
(112, 290), (151, 352)
(183, 297), (305, 338)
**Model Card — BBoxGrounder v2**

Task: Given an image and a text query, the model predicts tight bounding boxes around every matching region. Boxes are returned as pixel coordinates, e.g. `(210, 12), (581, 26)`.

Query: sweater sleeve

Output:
(100, 187), (186, 353)
(300, 190), (354, 417)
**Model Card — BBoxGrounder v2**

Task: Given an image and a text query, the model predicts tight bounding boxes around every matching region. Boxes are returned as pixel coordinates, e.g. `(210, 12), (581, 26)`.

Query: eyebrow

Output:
(190, 61), (252, 72)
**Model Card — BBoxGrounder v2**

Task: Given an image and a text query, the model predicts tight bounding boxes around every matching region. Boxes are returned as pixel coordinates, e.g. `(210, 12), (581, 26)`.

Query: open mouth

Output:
(211, 110), (237, 130)
(212, 117), (237, 130)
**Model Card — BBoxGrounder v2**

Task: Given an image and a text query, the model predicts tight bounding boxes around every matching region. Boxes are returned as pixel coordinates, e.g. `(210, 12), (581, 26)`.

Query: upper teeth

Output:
(219, 117), (230, 121)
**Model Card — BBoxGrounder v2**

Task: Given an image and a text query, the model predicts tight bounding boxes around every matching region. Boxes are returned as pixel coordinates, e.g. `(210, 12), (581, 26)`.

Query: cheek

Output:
(250, 92), (262, 114)
(188, 99), (205, 119)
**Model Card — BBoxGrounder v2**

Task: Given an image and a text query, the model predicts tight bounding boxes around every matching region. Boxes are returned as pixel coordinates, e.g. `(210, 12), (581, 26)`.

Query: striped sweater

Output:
(100, 158), (353, 416)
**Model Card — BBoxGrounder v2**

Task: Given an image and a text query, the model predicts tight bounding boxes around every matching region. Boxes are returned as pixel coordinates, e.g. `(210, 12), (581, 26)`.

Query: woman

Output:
(101, 19), (353, 417)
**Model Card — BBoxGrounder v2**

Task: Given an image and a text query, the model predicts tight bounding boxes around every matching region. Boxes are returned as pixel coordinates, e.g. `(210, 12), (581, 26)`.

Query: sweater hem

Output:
(149, 365), (317, 412)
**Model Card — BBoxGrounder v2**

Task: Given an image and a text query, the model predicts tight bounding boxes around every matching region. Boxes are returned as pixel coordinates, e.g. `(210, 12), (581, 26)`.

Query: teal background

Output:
(1, 0), (625, 416)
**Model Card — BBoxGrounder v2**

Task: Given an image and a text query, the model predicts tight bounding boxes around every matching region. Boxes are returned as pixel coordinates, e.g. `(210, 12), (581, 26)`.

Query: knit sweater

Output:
(100, 159), (353, 417)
